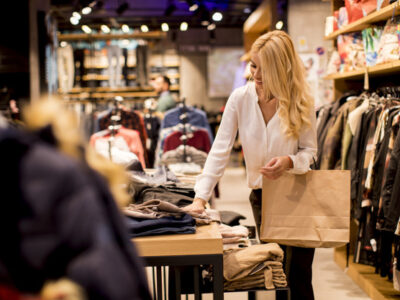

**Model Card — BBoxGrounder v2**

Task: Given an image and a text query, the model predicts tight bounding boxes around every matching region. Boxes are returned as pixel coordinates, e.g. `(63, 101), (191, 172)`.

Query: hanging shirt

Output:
(194, 82), (317, 202)
(90, 127), (146, 168)
(161, 107), (214, 143)
(163, 129), (211, 153)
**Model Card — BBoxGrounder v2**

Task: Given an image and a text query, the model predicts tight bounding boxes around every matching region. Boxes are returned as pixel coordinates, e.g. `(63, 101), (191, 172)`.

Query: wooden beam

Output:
(58, 31), (167, 41)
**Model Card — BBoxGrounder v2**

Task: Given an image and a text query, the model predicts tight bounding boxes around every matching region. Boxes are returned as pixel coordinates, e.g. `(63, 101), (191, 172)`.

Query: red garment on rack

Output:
(163, 129), (211, 153)
(99, 109), (149, 165)
(90, 127), (146, 168)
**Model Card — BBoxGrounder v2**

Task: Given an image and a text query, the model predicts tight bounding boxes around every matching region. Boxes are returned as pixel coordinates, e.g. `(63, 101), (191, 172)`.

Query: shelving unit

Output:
(325, 2), (400, 40)
(325, 2), (400, 300)
(325, 1), (400, 100)
(324, 60), (400, 80)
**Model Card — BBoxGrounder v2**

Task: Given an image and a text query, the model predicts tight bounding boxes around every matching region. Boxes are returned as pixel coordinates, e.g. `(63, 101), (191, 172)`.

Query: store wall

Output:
(288, 0), (331, 53)
(177, 28), (243, 112)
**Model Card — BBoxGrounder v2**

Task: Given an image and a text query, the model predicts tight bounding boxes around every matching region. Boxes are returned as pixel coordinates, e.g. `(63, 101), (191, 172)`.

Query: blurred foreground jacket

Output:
(0, 126), (151, 300)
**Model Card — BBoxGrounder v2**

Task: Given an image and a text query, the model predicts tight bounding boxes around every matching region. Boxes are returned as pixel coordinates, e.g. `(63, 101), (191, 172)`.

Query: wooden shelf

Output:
(59, 85), (180, 95)
(334, 247), (400, 300)
(62, 91), (158, 100)
(58, 31), (167, 41)
(324, 60), (400, 80)
(325, 2), (400, 40)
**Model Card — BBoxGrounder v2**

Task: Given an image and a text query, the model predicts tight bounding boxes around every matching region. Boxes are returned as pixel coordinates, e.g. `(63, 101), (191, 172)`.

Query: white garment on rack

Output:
(194, 81), (317, 202)
(94, 136), (139, 165)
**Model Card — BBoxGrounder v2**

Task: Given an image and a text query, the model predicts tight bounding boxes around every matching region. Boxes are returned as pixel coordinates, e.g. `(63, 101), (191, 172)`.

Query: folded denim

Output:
(129, 225), (196, 237)
(126, 213), (195, 237)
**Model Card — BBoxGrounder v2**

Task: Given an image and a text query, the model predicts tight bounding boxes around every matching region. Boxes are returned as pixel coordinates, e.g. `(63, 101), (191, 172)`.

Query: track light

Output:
(122, 24), (130, 33)
(212, 12), (223, 22)
(201, 20), (210, 26)
(70, 16), (79, 25)
(207, 23), (216, 31)
(161, 23), (169, 32)
(82, 6), (92, 14)
(180, 22), (188, 31)
(275, 21), (284, 30)
(72, 12), (81, 19)
(82, 25), (92, 33)
(189, 3), (198, 12)
(244, 7), (251, 14)
(116, 2), (129, 15)
(101, 25), (111, 33)
(141, 25), (149, 32)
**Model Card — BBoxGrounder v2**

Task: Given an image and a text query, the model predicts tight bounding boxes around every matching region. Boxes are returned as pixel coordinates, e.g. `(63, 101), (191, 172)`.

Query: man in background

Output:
(153, 75), (176, 112)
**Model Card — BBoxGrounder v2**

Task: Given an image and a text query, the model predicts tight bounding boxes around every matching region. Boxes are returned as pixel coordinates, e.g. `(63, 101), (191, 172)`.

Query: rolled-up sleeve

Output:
(287, 108), (318, 174)
(194, 91), (239, 201)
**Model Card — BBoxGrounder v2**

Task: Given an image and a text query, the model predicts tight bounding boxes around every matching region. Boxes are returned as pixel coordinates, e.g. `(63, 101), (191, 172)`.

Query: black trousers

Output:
(250, 189), (315, 300)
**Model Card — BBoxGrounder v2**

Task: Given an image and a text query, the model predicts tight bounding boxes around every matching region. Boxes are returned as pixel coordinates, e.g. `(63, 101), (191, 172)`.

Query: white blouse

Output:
(194, 82), (318, 202)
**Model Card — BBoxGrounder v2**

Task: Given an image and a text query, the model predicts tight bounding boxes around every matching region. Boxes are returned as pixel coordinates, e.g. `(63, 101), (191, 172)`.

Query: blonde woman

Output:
(184, 30), (317, 299)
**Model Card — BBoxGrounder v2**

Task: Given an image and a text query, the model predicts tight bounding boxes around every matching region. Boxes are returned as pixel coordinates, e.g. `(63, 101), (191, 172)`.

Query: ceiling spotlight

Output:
(101, 24), (111, 33)
(70, 16), (79, 25)
(72, 12), (81, 19)
(207, 23), (216, 31)
(180, 22), (188, 31)
(212, 12), (223, 22)
(82, 6), (92, 14)
(165, 4), (176, 16)
(122, 24), (130, 33)
(116, 2), (129, 15)
(161, 23), (169, 32)
(189, 4), (199, 11)
(201, 20), (210, 26)
(82, 25), (92, 33)
(141, 25), (149, 32)
(244, 7), (251, 14)
(275, 20), (284, 30)
(60, 41), (68, 47)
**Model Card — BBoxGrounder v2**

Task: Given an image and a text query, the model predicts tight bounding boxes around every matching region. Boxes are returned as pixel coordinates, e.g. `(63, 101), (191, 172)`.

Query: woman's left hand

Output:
(260, 156), (293, 180)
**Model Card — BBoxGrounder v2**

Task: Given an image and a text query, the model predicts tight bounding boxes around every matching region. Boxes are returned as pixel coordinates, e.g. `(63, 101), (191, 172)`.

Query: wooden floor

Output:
(335, 247), (400, 300)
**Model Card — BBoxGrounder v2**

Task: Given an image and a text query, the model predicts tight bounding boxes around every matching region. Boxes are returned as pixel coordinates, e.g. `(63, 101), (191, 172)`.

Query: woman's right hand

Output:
(183, 198), (207, 214)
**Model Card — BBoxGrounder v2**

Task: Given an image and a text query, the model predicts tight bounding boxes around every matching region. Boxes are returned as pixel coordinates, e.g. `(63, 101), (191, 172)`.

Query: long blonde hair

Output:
(251, 30), (314, 139)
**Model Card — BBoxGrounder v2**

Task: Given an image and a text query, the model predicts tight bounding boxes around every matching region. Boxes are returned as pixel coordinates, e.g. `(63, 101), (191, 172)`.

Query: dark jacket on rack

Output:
(381, 129), (400, 232)
(0, 127), (151, 300)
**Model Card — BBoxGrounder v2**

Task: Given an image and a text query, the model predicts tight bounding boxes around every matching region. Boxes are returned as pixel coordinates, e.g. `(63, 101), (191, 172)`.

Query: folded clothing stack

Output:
(223, 243), (287, 291)
(219, 224), (250, 251)
(125, 199), (220, 237)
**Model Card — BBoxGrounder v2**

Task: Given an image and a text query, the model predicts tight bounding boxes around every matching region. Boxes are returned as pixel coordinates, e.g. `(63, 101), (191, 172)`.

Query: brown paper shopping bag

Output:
(260, 170), (350, 248)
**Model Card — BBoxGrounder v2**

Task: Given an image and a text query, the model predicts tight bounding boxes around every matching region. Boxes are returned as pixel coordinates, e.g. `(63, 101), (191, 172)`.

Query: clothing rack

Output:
(178, 98), (190, 163)
(107, 97), (123, 160)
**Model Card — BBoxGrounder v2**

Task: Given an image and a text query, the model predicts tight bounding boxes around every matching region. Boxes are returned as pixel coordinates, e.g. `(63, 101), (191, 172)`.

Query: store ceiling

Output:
(51, 0), (263, 31)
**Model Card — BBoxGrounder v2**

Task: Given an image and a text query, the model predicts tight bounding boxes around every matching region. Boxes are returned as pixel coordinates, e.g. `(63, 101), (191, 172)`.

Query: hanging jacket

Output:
(0, 127), (151, 300)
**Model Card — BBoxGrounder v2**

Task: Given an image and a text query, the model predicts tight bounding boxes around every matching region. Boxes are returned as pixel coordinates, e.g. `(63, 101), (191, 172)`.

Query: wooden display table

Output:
(133, 222), (224, 300)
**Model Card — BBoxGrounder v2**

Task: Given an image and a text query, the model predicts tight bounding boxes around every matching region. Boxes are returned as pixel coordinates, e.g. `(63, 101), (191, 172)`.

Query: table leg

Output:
(213, 255), (224, 300)
(156, 266), (162, 300)
(194, 266), (201, 300)
(174, 267), (181, 300)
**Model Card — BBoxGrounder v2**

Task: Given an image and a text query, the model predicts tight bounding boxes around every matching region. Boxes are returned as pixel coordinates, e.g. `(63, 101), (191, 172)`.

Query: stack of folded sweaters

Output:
(219, 224), (250, 251)
(223, 243), (287, 291)
(124, 199), (219, 237)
